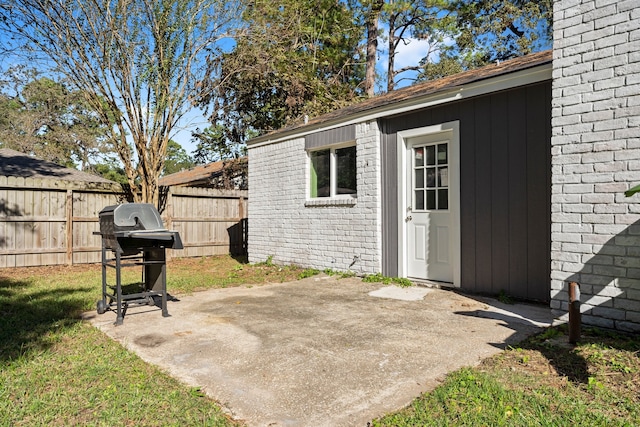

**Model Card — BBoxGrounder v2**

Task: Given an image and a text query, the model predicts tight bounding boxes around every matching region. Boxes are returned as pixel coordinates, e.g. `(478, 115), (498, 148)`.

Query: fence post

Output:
(166, 188), (174, 262)
(239, 195), (247, 255)
(65, 189), (73, 265)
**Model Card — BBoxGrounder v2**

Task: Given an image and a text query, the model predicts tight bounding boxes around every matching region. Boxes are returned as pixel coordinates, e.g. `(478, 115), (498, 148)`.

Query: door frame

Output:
(396, 121), (461, 287)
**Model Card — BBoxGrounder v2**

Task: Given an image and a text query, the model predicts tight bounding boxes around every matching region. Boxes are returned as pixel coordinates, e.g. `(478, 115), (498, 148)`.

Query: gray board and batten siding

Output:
(305, 125), (356, 149)
(380, 80), (552, 302)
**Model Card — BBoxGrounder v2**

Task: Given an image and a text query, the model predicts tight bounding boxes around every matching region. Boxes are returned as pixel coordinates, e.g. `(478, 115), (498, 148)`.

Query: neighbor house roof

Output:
(0, 148), (116, 183)
(161, 158), (249, 186)
(158, 160), (227, 187)
(249, 50), (552, 145)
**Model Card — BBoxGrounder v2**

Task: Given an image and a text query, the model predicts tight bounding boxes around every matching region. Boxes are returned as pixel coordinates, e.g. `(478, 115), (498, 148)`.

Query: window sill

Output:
(305, 197), (357, 207)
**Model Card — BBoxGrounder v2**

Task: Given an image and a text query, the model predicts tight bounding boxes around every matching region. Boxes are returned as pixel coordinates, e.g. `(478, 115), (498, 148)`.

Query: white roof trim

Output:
(248, 63), (551, 149)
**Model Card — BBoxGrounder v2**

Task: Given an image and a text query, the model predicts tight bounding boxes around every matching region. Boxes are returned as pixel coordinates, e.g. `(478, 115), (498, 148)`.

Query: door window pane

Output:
(415, 168), (424, 189)
(415, 190), (424, 210)
(425, 145), (436, 165)
(438, 189), (449, 210)
(426, 189), (436, 210)
(414, 147), (424, 167)
(426, 167), (436, 188)
(438, 167), (448, 187)
(437, 144), (447, 165)
(336, 146), (356, 195)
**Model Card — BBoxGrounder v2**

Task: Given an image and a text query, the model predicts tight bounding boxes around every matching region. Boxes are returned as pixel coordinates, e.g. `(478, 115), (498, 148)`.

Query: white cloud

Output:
(393, 37), (433, 70)
(376, 36), (433, 90)
(376, 31), (456, 91)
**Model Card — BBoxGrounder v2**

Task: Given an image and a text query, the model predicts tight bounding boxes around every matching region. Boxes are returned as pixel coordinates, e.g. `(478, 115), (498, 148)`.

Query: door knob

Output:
(406, 215), (412, 221)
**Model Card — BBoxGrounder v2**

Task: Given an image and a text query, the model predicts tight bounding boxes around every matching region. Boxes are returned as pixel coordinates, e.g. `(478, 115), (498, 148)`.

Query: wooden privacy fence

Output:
(0, 175), (247, 268)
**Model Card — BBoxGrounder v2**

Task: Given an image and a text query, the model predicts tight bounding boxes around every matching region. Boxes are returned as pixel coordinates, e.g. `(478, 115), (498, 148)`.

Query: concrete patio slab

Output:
(84, 275), (555, 427)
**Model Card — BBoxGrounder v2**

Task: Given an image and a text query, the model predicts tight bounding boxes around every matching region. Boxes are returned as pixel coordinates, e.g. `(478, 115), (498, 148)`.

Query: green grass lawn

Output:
(2, 256), (639, 426)
(373, 326), (640, 426)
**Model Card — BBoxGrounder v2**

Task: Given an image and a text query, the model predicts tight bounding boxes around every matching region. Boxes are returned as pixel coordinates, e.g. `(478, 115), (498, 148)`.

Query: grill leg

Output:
(99, 240), (107, 310)
(161, 259), (169, 317)
(144, 249), (170, 318)
(115, 250), (124, 326)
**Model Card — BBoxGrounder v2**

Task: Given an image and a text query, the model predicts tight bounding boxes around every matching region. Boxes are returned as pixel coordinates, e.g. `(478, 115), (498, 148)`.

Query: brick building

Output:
(551, 0), (640, 331)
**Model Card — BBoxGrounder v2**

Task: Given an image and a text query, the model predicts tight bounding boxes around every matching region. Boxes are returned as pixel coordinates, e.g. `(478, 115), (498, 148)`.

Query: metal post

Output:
(101, 239), (107, 306)
(115, 250), (124, 326)
(568, 281), (581, 344)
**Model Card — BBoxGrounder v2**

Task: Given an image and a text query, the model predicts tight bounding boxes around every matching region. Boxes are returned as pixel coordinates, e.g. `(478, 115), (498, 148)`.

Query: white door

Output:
(406, 138), (453, 283)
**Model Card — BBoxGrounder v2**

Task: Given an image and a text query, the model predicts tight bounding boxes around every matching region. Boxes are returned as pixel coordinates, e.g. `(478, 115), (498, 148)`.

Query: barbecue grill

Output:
(94, 203), (183, 325)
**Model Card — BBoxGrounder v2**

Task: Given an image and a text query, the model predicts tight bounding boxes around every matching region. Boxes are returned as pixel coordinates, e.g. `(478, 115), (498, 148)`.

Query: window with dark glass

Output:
(336, 146), (356, 195)
(310, 149), (330, 197)
(310, 144), (357, 198)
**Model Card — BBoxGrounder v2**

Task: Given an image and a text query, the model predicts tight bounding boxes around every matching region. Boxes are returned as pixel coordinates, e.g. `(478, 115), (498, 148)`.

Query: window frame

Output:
(308, 141), (357, 200)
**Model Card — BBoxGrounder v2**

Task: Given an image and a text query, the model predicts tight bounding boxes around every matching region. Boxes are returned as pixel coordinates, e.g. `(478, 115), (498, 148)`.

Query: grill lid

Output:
(100, 203), (164, 231)
(97, 203), (184, 251)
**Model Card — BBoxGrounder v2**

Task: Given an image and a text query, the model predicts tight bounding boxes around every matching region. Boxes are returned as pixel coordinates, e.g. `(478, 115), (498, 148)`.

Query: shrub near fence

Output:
(0, 175), (247, 268)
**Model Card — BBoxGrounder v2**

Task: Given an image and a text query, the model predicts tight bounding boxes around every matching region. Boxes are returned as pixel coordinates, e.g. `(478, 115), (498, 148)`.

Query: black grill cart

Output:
(94, 203), (183, 325)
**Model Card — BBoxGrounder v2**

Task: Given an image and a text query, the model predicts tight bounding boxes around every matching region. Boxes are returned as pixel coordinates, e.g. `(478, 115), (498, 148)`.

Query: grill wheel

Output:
(97, 299), (108, 314)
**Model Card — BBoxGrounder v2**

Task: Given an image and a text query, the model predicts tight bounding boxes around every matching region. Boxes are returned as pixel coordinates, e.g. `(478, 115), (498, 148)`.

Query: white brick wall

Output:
(552, 0), (640, 331)
(247, 121), (382, 274)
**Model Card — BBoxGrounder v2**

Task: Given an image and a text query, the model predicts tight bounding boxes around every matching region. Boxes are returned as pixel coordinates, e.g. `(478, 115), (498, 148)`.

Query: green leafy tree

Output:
(360, 0), (551, 88)
(90, 160), (129, 184)
(0, 0), (243, 205)
(457, 0), (552, 60)
(417, 0), (552, 80)
(162, 140), (194, 176)
(191, 124), (247, 165)
(0, 67), (109, 168)
(197, 0), (365, 140)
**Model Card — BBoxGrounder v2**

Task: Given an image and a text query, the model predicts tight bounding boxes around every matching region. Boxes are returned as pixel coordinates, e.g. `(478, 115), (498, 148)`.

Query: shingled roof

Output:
(249, 50), (552, 145)
(158, 160), (227, 187)
(0, 148), (116, 183)
(158, 158), (248, 187)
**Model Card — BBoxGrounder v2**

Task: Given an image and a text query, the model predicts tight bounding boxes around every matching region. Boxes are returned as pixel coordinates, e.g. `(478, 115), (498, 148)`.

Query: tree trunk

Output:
(387, 14), (397, 92)
(140, 178), (159, 207)
(365, 0), (383, 97)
